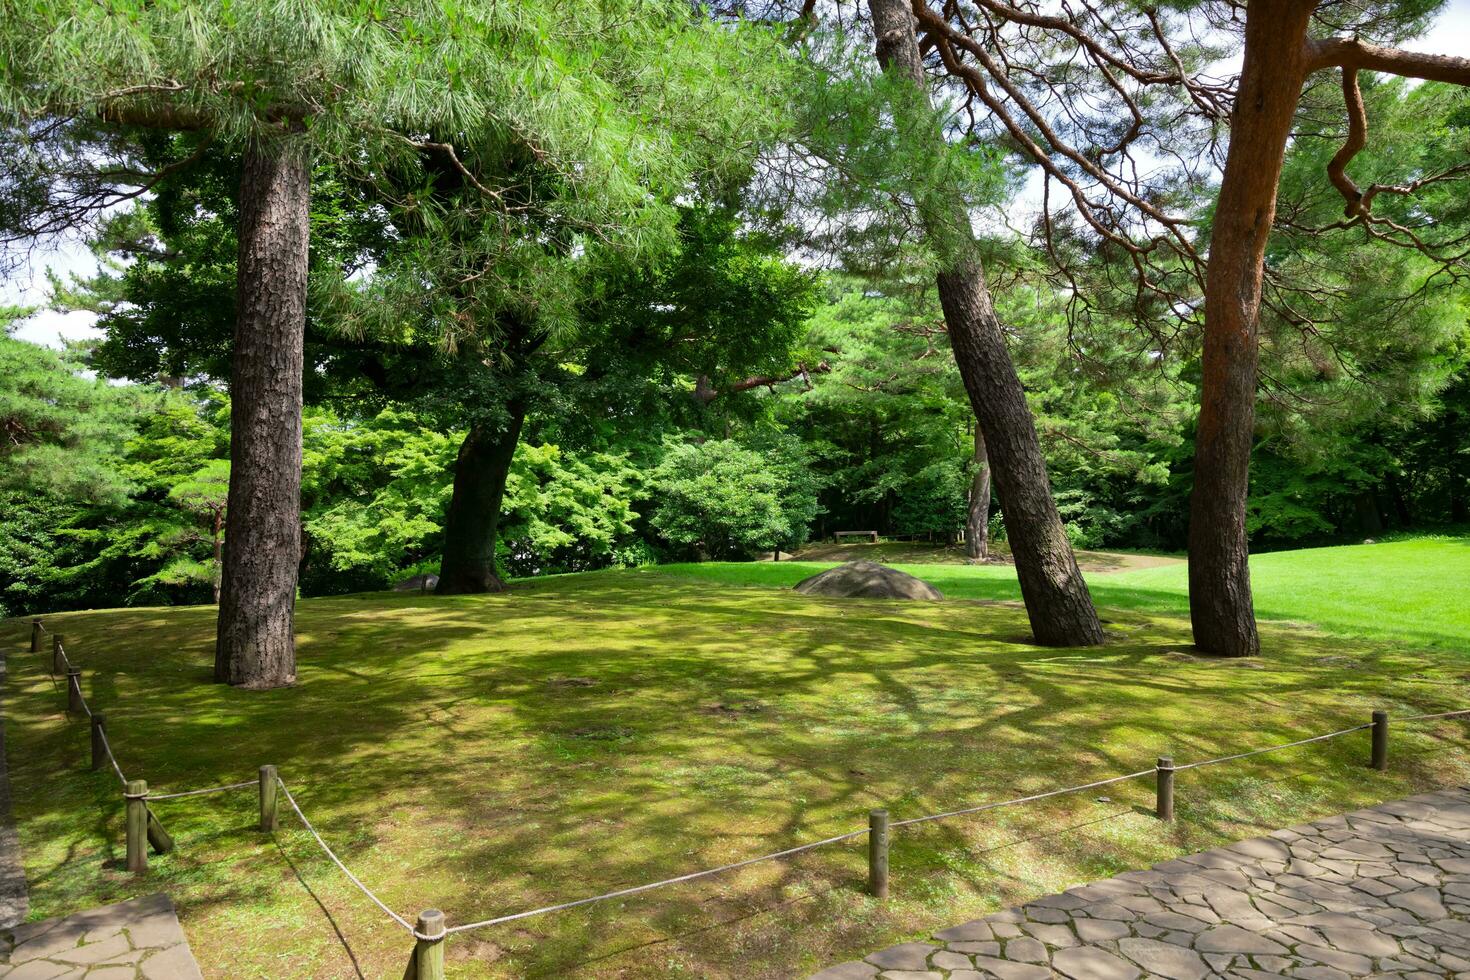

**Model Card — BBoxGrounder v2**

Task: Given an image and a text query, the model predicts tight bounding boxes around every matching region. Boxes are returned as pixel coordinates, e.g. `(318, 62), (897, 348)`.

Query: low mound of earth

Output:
(793, 560), (943, 600)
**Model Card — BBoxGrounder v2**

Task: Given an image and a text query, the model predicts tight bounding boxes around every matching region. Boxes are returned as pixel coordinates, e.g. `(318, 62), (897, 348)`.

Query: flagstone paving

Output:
(0, 894), (203, 980)
(0, 652), (200, 979)
(811, 786), (1470, 979)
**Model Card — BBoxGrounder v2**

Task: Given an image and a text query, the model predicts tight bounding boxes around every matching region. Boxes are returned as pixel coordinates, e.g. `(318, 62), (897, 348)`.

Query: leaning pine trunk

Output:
(435, 405), (526, 594)
(869, 0), (1103, 646)
(1188, 0), (1314, 658)
(215, 140), (310, 688)
(939, 264), (1103, 643)
(965, 425), (991, 562)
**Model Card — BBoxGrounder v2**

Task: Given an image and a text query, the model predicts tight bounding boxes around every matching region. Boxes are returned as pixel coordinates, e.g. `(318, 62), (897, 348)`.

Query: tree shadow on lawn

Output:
(9, 580), (1470, 978)
(325, 583), (1467, 974)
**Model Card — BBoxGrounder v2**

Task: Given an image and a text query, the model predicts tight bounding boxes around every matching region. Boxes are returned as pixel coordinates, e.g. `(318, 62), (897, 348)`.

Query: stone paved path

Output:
(812, 787), (1470, 979)
(0, 894), (203, 979)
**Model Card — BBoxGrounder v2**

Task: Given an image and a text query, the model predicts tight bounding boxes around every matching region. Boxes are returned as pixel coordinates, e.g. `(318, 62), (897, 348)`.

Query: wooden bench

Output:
(833, 530), (879, 544)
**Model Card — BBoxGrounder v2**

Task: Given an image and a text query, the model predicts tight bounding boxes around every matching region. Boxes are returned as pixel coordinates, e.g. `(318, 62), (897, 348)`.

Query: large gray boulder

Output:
(793, 561), (943, 600)
(394, 573), (439, 592)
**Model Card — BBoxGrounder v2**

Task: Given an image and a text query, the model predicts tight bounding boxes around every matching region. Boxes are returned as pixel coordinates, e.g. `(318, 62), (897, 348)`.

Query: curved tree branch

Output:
(1306, 37), (1470, 219)
(1326, 66), (1367, 215)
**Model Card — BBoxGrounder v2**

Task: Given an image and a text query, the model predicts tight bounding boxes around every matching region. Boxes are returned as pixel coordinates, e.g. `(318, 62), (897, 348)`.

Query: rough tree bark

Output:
(870, 0), (1103, 645)
(214, 140), (310, 688)
(1188, 4), (1470, 656)
(965, 425), (991, 562)
(435, 402), (527, 594)
(1188, 0), (1313, 657)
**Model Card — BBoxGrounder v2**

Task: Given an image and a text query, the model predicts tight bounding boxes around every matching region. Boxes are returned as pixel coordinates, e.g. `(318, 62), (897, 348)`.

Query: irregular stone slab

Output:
(1114, 937), (1209, 980)
(966, 958), (1050, 980)
(806, 788), (1470, 979)
(1051, 945), (1139, 980)
(864, 941), (936, 971)
(1075, 918), (1131, 942)
(0, 894), (202, 979)
(930, 950), (973, 971)
(1295, 942), (1373, 974)
(1019, 921), (1076, 948)
(933, 920), (992, 943)
(1195, 923), (1288, 955)
(1000, 937), (1046, 963)
(1390, 885), (1450, 920)
(1322, 924), (1405, 957)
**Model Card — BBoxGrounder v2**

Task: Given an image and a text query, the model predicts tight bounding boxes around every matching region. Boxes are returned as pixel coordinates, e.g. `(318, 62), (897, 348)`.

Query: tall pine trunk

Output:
(870, 0), (1103, 646)
(215, 141), (310, 688)
(1188, 0), (1313, 657)
(938, 264), (1103, 643)
(965, 425), (990, 562)
(435, 403), (526, 594)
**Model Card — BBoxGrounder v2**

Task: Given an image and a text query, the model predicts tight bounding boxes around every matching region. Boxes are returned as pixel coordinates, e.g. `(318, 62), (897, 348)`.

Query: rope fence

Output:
(148, 781), (257, 801)
(17, 616), (1470, 979)
(889, 767), (1157, 828)
(1170, 723), (1376, 772)
(1400, 708), (1470, 722)
(274, 775), (418, 936)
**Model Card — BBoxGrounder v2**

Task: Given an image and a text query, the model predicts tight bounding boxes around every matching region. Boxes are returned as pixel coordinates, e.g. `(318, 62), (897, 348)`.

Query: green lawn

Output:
(655, 533), (1470, 650)
(4, 535), (1470, 978)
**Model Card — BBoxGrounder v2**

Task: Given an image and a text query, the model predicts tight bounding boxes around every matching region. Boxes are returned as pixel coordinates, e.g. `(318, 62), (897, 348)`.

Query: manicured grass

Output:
(4, 535), (1469, 978)
(656, 533), (1470, 650)
(785, 538), (1184, 571)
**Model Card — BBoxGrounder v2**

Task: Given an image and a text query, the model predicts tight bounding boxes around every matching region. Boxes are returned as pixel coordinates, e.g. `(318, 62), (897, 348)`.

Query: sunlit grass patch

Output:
(5, 540), (1469, 977)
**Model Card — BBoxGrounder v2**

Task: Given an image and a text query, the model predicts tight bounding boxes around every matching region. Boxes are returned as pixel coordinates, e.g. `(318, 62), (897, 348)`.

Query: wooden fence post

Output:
(91, 714), (107, 771)
(30, 619), (42, 653)
(259, 765), (278, 832)
(126, 779), (149, 873)
(66, 666), (83, 714)
(147, 808), (175, 854)
(868, 809), (890, 899)
(1156, 757), (1175, 821)
(1372, 710), (1389, 771)
(405, 908), (446, 980)
(51, 634), (65, 675)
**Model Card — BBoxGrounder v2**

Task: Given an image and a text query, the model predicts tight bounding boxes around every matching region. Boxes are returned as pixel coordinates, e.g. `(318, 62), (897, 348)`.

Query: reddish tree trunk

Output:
(1188, 0), (1314, 657)
(870, 0), (1103, 646)
(214, 141), (309, 688)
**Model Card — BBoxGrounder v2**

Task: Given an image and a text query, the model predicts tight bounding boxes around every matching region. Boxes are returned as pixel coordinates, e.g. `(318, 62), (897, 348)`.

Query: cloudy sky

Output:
(5, 0), (1469, 348)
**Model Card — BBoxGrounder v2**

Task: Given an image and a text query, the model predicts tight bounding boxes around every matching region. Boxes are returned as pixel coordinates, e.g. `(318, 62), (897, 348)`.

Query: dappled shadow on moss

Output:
(6, 569), (1470, 978)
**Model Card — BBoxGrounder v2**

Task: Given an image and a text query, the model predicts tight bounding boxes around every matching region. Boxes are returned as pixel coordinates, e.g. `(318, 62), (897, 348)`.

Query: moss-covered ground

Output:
(4, 534), (1469, 977)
